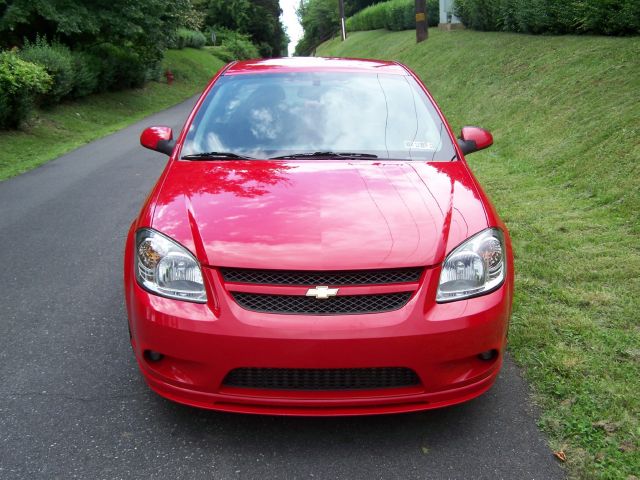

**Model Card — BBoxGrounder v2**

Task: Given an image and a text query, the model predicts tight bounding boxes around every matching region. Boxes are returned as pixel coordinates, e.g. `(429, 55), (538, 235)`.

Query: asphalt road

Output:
(0, 97), (565, 480)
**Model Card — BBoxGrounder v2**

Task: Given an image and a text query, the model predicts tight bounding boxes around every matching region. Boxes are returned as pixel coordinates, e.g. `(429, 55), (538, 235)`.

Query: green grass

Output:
(318, 29), (640, 479)
(0, 48), (225, 180)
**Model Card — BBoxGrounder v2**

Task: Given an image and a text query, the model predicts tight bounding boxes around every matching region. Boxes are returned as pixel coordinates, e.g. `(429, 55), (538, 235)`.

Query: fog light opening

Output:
(144, 350), (164, 362)
(478, 349), (499, 361)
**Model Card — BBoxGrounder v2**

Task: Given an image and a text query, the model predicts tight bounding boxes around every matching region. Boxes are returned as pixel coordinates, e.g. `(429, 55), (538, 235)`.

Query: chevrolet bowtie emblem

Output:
(306, 286), (339, 299)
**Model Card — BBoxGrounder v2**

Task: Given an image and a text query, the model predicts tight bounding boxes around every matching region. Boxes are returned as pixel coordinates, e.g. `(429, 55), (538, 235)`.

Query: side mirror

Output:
(457, 126), (493, 155)
(140, 126), (175, 156)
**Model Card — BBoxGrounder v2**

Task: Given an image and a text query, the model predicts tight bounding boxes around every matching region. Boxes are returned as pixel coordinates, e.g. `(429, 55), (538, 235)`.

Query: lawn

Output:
(0, 48), (225, 180)
(318, 29), (639, 479)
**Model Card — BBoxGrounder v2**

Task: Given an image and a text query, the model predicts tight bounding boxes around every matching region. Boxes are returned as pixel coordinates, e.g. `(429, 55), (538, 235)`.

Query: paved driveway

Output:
(0, 97), (564, 479)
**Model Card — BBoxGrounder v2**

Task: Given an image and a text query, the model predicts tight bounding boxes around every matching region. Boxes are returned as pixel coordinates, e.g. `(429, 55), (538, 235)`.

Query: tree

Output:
(201, 0), (287, 57)
(295, 0), (340, 56)
(0, 0), (200, 67)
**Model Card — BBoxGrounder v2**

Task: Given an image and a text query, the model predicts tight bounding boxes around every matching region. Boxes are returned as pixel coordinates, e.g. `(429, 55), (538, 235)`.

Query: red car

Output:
(125, 57), (513, 416)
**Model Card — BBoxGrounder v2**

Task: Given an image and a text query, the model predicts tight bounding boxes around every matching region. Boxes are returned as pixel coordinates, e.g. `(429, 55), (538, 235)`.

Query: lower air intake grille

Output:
(232, 292), (412, 315)
(223, 367), (420, 390)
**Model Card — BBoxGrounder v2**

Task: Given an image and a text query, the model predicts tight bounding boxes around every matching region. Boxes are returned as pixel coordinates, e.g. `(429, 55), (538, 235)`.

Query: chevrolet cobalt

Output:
(125, 57), (513, 415)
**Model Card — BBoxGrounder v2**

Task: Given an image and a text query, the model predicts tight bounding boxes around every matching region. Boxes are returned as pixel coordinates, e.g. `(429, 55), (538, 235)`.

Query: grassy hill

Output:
(0, 48), (225, 180)
(318, 29), (639, 479)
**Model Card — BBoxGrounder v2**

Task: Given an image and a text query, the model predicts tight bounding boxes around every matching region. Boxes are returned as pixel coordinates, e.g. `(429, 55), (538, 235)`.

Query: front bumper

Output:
(125, 259), (512, 416)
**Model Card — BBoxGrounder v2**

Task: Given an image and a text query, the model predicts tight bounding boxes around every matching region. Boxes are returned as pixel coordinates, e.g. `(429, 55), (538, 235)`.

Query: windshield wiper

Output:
(181, 151), (255, 160)
(269, 151), (378, 160)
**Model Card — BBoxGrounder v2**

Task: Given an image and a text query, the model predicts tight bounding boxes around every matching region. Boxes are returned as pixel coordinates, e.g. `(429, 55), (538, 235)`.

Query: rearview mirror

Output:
(457, 126), (493, 155)
(140, 126), (175, 156)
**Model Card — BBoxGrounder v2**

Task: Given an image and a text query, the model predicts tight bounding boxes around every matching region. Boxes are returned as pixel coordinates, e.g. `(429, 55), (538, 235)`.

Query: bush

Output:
(223, 36), (260, 60)
(208, 47), (236, 63)
(453, 0), (501, 31)
(0, 50), (51, 128)
(257, 42), (274, 58)
(347, 0), (439, 32)
(145, 61), (164, 83)
(89, 43), (147, 91)
(18, 36), (75, 105)
(454, 0), (640, 35)
(212, 28), (260, 60)
(174, 29), (207, 49)
(294, 0), (341, 55)
(70, 51), (101, 98)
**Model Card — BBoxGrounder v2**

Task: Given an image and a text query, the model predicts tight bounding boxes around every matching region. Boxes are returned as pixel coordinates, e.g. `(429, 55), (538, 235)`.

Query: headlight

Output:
(135, 228), (206, 303)
(436, 228), (506, 302)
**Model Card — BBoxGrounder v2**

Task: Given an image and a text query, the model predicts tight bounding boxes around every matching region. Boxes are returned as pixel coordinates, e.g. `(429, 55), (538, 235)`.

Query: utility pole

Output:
(339, 0), (347, 41)
(415, 0), (428, 43)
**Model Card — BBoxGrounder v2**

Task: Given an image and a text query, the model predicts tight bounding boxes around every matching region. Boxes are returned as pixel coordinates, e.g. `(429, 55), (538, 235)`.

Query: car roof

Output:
(224, 57), (409, 76)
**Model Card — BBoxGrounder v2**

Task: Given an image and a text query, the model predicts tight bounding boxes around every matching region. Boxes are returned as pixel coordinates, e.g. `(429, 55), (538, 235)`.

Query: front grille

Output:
(223, 367), (420, 390)
(232, 292), (412, 315)
(220, 267), (422, 285)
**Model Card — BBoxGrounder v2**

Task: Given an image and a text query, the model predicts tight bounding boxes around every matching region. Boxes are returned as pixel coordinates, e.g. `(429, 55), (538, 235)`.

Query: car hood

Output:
(150, 160), (488, 270)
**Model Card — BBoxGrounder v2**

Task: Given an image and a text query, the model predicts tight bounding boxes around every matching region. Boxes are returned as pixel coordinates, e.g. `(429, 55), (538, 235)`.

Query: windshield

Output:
(181, 72), (456, 161)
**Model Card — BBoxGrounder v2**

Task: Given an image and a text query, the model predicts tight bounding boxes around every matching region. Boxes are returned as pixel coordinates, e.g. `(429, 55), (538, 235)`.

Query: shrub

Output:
(70, 51), (101, 98)
(257, 42), (274, 58)
(145, 61), (164, 83)
(223, 36), (260, 60)
(213, 28), (260, 60)
(208, 47), (236, 63)
(454, 0), (501, 31)
(174, 29), (207, 49)
(294, 0), (341, 55)
(454, 0), (640, 35)
(347, 0), (439, 32)
(0, 50), (51, 128)
(18, 36), (75, 105)
(89, 43), (147, 91)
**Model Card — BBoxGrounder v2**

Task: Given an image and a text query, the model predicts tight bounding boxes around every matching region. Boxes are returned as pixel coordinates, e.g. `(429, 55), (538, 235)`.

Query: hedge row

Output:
(0, 36), (162, 129)
(18, 37), (150, 99)
(454, 0), (640, 35)
(346, 0), (439, 32)
(0, 24), (260, 129)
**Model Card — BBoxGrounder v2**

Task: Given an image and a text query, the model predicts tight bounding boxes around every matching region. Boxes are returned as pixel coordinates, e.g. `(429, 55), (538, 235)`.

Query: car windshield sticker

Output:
(404, 140), (435, 150)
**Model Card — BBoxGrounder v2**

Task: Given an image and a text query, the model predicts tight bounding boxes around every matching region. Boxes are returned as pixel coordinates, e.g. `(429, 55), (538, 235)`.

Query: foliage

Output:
(318, 28), (640, 479)
(0, 0), (97, 45)
(295, 0), (340, 56)
(220, 30), (260, 60)
(296, 0), (438, 54)
(89, 43), (147, 91)
(0, 0), (205, 81)
(18, 36), (75, 104)
(207, 46), (236, 63)
(0, 0), (245, 130)
(0, 50), (51, 128)
(175, 0), (206, 31)
(347, 0), (439, 32)
(206, 28), (260, 60)
(454, 0), (640, 35)
(223, 37), (260, 60)
(0, 47), (224, 178)
(174, 28), (207, 49)
(70, 51), (100, 98)
(344, 0), (387, 17)
(200, 0), (287, 57)
(0, 0), (288, 122)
